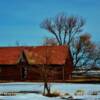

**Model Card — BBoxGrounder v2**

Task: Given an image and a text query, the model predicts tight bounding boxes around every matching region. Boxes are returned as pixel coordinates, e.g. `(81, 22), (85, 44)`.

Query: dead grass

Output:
(44, 91), (60, 97)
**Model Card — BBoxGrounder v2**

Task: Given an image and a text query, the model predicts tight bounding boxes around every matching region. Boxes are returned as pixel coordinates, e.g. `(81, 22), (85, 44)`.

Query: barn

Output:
(0, 45), (73, 82)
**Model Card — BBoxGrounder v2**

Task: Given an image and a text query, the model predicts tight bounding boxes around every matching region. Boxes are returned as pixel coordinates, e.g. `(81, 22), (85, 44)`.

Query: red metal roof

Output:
(0, 45), (71, 65)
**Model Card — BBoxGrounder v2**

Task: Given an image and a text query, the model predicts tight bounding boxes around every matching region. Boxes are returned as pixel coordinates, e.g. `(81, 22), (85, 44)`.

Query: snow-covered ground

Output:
(0, 82), (100, 100)
(0, 93), (61, 100)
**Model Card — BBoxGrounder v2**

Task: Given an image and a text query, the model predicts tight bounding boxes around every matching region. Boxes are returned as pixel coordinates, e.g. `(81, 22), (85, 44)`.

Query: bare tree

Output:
(71, 34), (95, 68)
(15, 41), (20, 46)
(39, 47), (56, 95)
(89, 44), (100, 68)
(40, 13), (97, 69)
(40, 64), (51, 95)
(43, 37), (57, 46)
(41, 48), (51, 95)
(41, 14), (85, 46)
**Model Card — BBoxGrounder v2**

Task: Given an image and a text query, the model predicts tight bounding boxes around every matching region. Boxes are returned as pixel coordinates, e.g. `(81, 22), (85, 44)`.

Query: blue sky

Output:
(0, 0), (100, 46)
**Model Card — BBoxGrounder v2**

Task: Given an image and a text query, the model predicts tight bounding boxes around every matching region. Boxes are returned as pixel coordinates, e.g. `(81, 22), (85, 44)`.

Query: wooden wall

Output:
(0, 65), (21, 80)
(0, 64), (73, 81)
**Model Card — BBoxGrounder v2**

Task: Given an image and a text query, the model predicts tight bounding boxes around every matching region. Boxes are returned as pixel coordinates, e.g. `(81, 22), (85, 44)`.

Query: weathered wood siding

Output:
(0, 64), (73, 81)
(0, 65), (21, 80)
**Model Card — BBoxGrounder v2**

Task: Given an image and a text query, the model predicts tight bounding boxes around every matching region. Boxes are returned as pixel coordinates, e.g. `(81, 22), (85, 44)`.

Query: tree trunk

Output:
(43, 81), (51, 95)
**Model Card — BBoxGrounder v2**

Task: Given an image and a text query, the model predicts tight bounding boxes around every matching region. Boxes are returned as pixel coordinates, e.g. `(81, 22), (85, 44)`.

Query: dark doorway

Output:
(19, 51), (28, 80)
(21, 67), (27, 80)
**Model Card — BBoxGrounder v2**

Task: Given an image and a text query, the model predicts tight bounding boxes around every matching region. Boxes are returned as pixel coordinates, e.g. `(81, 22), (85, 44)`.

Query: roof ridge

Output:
(0, 45), (67, 48)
